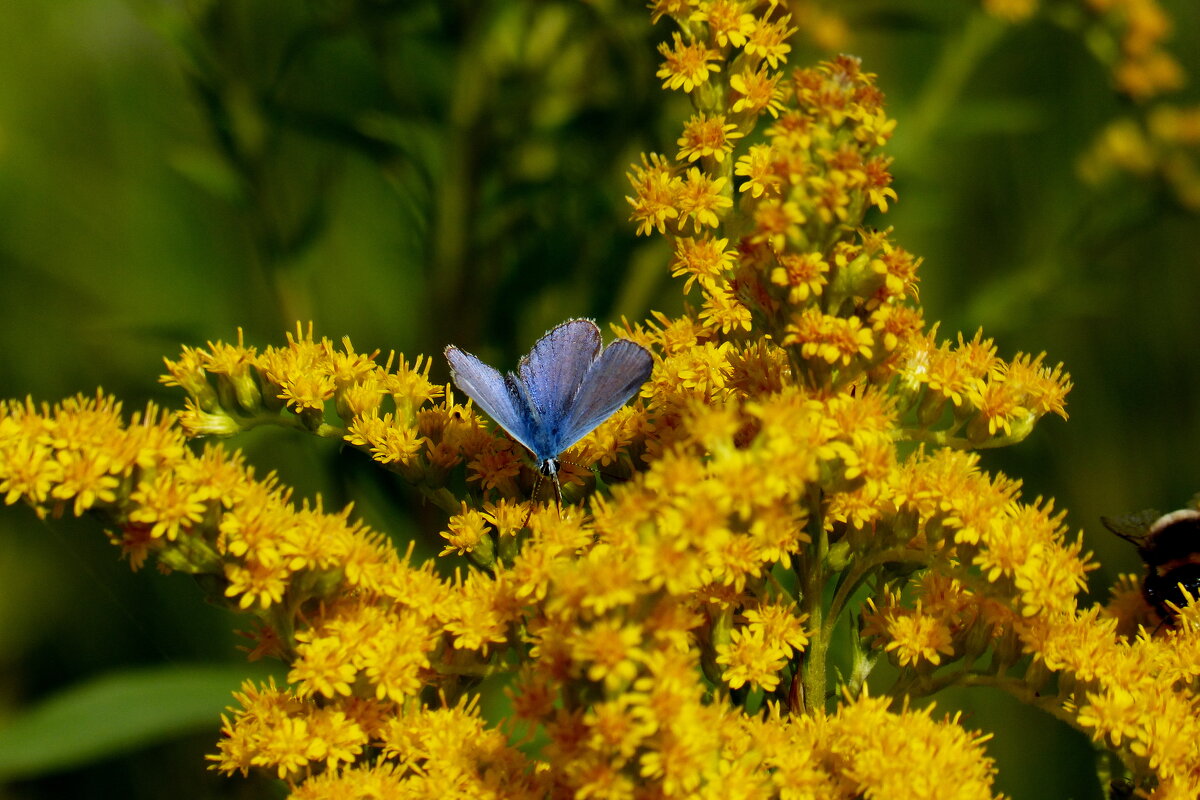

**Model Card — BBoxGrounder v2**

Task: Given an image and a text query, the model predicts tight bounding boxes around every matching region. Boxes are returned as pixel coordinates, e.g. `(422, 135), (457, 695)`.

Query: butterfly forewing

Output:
(445, 345), (541, 456)
(554, 339), (654, 453)
(518, 319), (602, 428)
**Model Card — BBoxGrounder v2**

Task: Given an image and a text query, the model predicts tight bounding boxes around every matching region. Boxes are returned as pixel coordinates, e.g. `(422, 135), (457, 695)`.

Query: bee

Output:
(1102, 508), (1200, 622)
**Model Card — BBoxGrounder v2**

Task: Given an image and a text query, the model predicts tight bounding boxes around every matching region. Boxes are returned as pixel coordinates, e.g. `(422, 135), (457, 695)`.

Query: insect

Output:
(444, 318), (654, 505)
(1102, 507), (1200, 622)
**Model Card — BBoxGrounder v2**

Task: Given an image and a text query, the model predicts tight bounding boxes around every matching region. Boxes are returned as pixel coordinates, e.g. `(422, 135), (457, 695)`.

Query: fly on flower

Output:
(445, 319), (653, 505)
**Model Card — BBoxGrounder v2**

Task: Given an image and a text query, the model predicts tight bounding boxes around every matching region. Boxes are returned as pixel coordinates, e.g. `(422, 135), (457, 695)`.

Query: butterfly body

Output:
(445, 319), (653, 504)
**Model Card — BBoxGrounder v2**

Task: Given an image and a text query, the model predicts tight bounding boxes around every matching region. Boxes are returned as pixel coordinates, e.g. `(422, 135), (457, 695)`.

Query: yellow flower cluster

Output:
(3, 1), (1198, 798)
(1079, 104), (1200, 212)
(980, 0), (1182, 99)
(160, 325), (652, 515)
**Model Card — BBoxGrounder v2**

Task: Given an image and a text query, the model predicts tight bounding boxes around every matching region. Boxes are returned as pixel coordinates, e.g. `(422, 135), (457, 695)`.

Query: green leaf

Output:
(0, 663), (278, 781)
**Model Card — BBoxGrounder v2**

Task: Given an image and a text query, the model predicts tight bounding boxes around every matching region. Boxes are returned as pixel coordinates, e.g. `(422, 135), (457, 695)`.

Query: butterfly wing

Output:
(518, 319), (602, 429)
(445, 345), (541, 456)
(552, 338), (653, 454)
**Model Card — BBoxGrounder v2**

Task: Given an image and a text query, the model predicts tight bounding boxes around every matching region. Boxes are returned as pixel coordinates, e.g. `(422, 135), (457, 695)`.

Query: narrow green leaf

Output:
(0, 663), (278, 781)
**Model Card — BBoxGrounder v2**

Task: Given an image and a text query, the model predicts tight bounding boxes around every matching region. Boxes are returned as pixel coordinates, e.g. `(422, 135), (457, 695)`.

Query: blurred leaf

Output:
(0, 664), (276, 781)
(945, 98), (1046, 136)
(167, 146), (246, 202)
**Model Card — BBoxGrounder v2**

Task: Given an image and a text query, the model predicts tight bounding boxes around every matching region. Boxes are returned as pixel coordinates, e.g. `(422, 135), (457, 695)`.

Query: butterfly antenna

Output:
(560, 457), (629, 490)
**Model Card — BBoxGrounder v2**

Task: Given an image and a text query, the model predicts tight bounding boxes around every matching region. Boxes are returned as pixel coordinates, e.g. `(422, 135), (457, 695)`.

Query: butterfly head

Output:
(537, 456), (564, 509)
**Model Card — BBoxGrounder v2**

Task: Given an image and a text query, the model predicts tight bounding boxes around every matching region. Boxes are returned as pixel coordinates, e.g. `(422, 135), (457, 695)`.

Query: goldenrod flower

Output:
(626, 152), (682, 236)
(648, 0), (692, 25)
(441, 504), (492, 557)
(677, 112), (744, 163)
(677, 167), (733, 231)
(691, 0), (756, 48)
(785, 309), (875, 366)
(656, 32), (721, 93)
(717, 626), (787, 691)
(729, 66), (785, 117)
(670, 235), (736, 293)
(742, 14), (795, 69)
(770, 250), (827, 304)
(699, 281), (753, 333)
(735, 143), (783, 198)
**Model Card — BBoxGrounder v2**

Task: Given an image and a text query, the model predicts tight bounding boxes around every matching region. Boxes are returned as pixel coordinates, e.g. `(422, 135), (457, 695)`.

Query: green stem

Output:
(896, 668), (1083, 732)
(233, 410), (346, 439)
(800, 485), (827, 713)
(823, 543), (928, 639)
(894, 426), (1034, 450)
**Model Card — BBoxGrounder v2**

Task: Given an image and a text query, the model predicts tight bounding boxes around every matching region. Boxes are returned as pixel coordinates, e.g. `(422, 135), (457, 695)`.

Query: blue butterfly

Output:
(445, 319), (653, 505)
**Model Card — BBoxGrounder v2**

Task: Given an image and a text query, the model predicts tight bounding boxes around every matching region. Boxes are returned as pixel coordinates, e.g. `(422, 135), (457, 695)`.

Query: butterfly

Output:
(445, 319), (654, 505)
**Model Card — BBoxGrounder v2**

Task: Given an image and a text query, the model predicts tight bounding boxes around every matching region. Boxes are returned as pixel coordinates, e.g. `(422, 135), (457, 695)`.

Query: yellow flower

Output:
(357, 608), (438, 703)
(626, 152), (682, 236)
(691, 0), (756, 48)
(729, 66), (785, 117)
(127, 472), (207, 541)
(676, 112), (744, 163)
(289, 632), (358, 699)
(304, 706), (367, 770)
(345, 412), (425, 466)
(735, 143), (783, 198)
(744, 601), (809, 656)
(785, 309), (875, 367)
(770, 250), (827, 304)
(383, 352), (443, 413)
(750, 198), (805, 251)
(52, 449), (120, 516)
(569, 619), (645, 690)
(699, 281), (753, 334)
(223, 552), (291, 610)
(677, 167), (732, 231)
(716, 626), (786, 691)
(0, 434), (60, 506)
(656, 32), (721, 93)
(742, 14), (795, 69)
(441, 504), (491, 556)
(648, 0), (692, 25)
(670, 235), (736, 293)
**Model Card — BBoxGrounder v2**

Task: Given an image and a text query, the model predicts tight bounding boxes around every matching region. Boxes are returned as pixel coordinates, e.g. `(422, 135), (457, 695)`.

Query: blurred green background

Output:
(1, 0), (1198, 797)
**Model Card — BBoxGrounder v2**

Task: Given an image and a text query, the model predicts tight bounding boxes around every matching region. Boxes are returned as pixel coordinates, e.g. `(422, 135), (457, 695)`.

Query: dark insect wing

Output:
(445, 345), (541, 456)
(518, 319), (602, 427)
(553, 338), (653, 454)
(1100, 509), (1162, 547)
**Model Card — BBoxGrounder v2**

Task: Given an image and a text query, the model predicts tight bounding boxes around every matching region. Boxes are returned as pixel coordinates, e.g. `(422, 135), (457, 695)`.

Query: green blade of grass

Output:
(0, 664), (278, 781)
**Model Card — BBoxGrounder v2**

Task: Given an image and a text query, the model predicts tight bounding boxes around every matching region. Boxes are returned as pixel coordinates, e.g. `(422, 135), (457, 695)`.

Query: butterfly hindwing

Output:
(554, 338), (653, 454)
(518, 319), (602, 428)
(445, 345), (541, 456)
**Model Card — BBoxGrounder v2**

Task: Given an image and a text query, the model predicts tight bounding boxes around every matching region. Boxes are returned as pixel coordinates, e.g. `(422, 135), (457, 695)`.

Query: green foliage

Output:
(0, 664), (279, 781)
